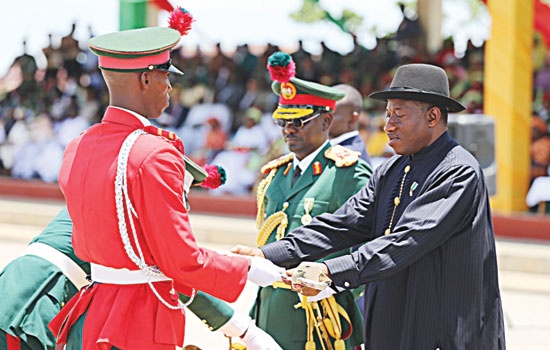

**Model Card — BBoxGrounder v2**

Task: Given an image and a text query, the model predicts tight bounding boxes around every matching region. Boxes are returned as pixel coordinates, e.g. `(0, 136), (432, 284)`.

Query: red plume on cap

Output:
(267, 51), (296, 83)
(168, 7), (194, 36)
(199, 164), (227, 189)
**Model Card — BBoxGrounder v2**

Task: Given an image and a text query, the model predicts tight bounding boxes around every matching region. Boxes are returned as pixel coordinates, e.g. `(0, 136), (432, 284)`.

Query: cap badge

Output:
(281, 82), (297, 100)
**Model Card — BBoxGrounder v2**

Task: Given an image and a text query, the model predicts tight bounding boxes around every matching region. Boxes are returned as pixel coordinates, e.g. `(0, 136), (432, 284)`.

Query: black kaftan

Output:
(262, 132), (506, 349)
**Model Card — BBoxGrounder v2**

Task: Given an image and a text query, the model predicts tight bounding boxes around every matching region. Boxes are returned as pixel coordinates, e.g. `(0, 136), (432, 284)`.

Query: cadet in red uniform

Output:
(49, 8), (283, 350)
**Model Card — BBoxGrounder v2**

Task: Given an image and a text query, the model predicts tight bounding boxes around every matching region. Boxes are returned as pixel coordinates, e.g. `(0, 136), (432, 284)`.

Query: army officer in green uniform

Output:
(250, 52), (373, 350)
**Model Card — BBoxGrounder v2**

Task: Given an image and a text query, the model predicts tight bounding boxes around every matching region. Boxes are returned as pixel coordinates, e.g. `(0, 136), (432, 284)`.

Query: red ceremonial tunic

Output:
(51, 107), (248, 349)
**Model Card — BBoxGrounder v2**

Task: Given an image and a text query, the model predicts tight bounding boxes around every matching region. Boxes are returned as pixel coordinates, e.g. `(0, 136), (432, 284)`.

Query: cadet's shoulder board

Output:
(260, 153), (294, 174)
(324, 145), (360, 167)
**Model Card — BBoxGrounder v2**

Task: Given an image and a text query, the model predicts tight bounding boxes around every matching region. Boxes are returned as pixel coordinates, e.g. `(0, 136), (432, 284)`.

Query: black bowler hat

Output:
(369, 63), (465, 112)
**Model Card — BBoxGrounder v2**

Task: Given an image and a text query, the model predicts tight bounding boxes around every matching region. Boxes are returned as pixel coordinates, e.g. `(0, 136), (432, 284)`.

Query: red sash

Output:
(49, 287), (95, 348)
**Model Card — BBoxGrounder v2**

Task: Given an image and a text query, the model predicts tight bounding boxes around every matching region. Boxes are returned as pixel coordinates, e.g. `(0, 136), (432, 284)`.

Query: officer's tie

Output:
(292, 166), (302, 186)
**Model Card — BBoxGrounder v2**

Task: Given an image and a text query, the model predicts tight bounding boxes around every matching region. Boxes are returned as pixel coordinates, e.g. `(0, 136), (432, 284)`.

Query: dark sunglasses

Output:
(274, 112), (323, 129)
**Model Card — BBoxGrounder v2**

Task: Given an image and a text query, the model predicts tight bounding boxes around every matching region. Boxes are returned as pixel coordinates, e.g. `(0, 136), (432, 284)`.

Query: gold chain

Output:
(385, 165), (410, 236)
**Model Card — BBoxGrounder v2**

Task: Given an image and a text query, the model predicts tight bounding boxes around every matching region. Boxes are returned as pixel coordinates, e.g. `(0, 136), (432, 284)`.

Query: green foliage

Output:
(289, 0), (363, 35)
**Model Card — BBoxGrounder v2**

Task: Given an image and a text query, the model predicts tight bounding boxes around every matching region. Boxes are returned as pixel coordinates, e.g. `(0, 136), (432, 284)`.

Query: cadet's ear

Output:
(140, 72), (150, 88)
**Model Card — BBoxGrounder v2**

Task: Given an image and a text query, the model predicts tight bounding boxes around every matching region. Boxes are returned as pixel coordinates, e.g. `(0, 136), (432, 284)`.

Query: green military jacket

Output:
(253, 143), (373, 350)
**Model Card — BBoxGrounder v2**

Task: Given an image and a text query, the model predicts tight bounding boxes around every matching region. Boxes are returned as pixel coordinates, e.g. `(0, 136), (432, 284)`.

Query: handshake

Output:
(223, 246), (335, 301)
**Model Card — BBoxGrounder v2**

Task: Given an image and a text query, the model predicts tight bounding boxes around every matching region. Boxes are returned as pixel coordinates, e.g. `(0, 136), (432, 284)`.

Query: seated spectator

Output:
(210, 107), (270, 195)
(0, 107), (31, 174)
(527, 114), (550, 214)
(53, 99), (90, 148)
(202, 117), (228, 164)
(530, 114), (550, 182)
(178, 101), (232, 156)
(11, 113), (63, 183)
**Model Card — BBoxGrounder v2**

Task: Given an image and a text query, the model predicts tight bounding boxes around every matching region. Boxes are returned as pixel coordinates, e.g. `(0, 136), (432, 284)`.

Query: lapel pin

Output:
(409, 181), (418, 197)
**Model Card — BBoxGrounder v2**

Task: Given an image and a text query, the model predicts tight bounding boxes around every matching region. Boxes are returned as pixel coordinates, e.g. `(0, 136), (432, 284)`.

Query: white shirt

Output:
(293, 140), (330, 173)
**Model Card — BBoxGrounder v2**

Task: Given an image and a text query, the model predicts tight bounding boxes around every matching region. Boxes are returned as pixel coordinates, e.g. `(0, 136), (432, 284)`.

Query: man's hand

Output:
(231, 245), (265, 258)
(218, 313), (282, 350)
(288, 262), (332, 297)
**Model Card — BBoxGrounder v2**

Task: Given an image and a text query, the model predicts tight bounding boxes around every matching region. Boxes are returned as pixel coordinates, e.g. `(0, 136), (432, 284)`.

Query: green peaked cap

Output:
(89, 27), (180, 58)
(88, 27), (184, 75)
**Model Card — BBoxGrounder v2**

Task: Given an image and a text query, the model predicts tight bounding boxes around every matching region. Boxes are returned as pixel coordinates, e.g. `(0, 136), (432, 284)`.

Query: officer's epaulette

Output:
(324, 145), (360, 167)
(260, 153), (294, 174)
(143, 125), (184, 154)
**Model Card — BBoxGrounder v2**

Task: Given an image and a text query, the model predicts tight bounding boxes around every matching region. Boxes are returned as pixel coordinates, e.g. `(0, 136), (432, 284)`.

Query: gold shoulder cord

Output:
(256, 167), (290, 247)
(256, 168), (277, 230)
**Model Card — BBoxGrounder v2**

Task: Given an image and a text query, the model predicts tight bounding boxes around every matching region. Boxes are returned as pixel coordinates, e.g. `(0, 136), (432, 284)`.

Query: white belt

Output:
(91, 263), (172, 285)
(25, 242), (89, 290)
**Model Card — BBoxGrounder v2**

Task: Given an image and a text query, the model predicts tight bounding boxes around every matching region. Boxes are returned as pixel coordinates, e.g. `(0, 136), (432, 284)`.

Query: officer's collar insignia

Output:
(283, 163), (292, 176)
(281, 82), (297, 100)
(324, 145), (360, 167)
(312, 161), (322, 175)
(261, 153), (295, 174)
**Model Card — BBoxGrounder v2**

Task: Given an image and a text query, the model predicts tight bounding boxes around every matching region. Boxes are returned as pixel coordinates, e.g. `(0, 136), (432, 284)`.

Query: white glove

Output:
(248, 256), (285, 287)
(217, 313), (282, 350)
(241, 322), (283, 350)
(305, 286), (336, 302)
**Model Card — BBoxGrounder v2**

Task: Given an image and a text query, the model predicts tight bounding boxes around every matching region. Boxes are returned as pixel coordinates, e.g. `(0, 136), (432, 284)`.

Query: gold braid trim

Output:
(255, 153), (294, 245)
(256, 168), (277, 230)
(256, 202), (289, 247)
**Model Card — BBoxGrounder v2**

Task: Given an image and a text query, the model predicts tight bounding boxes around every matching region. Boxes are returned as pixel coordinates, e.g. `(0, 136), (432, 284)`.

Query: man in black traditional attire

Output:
(233, 63), (506, 349)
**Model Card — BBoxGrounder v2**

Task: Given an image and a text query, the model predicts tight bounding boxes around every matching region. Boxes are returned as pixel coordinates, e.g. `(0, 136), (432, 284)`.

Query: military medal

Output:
(301, 198), (315, 225)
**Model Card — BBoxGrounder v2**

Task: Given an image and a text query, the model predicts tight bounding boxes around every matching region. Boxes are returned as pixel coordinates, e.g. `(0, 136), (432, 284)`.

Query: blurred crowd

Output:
(0, 20), (549, 201)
